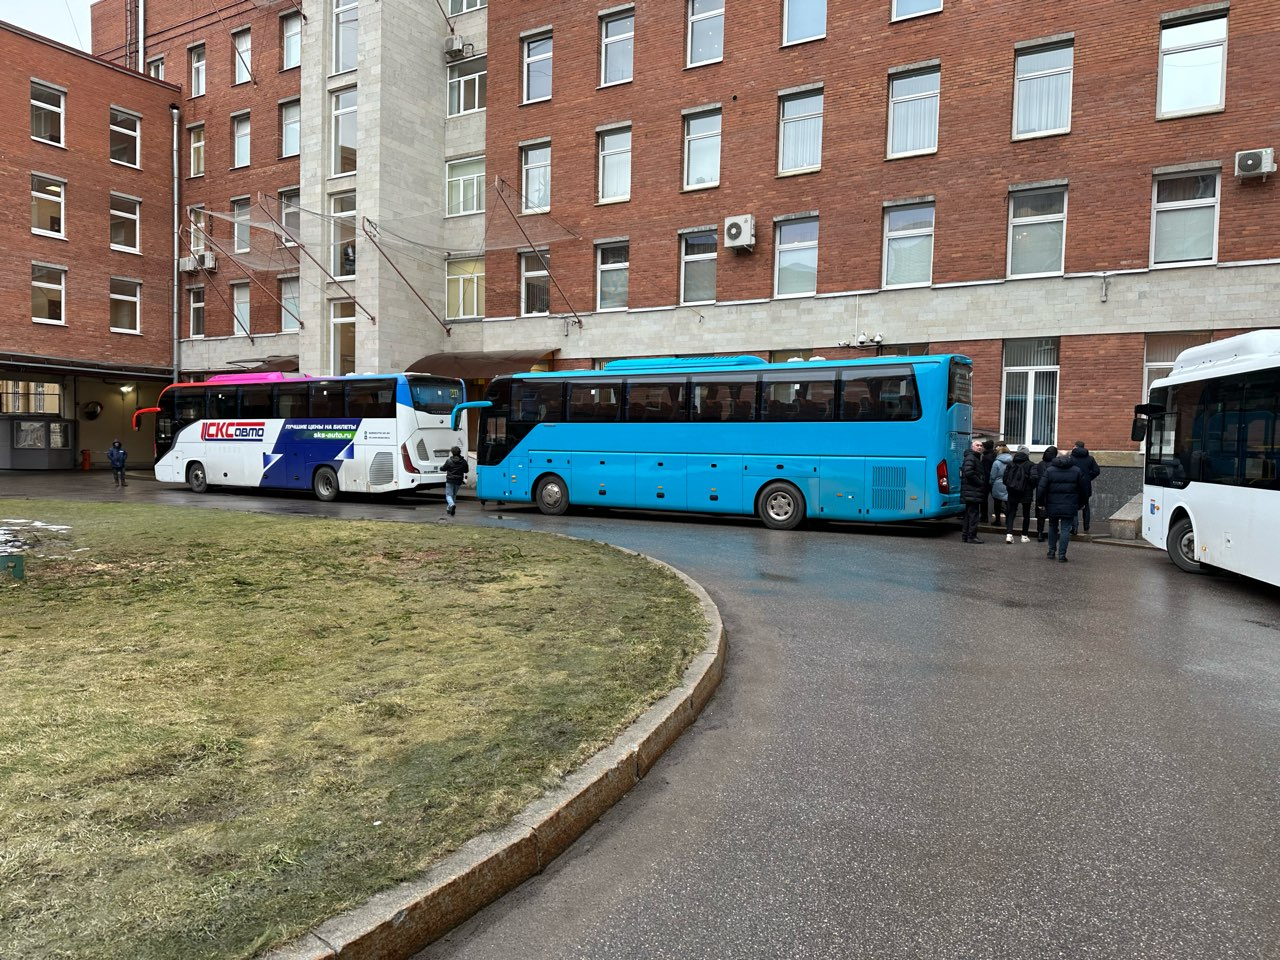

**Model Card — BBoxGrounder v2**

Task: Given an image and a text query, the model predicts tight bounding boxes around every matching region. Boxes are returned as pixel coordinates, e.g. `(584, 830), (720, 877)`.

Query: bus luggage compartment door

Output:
(862, 457), (924, 520)
(636, 455), (687, 510)
(499, 456), (532, 501)
(818, 457), (865, 520)
(688, 455), (743, 513)
(572, 453), (636, 506)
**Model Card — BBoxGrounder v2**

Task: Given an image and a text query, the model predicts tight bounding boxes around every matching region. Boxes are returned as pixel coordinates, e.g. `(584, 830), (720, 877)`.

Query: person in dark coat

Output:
(442, 446), (468, 516)
(979, 439), (995, 523)
(1002, 445), (1035, 543)
(960, 439), (986, 543)
(1031, 446), (1057, 542)
(107, 439), (128, 487)
(1037, 450), (1088, 562)
(1069, 440), (1102, 533)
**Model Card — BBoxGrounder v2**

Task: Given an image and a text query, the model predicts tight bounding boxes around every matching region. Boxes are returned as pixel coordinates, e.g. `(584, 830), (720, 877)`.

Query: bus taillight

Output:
(401, 443), (420, 475)
(936, 459), (950, 494)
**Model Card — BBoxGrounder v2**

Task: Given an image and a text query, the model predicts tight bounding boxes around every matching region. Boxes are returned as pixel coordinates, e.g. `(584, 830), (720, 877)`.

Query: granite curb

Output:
(260, 552), (725, 960)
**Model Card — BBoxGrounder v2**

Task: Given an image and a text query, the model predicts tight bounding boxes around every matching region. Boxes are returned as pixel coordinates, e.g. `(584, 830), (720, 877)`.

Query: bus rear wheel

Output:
(187, 461), (209, 494)
(1166, 516), (1203, 574)
(535, 474), (569, 516)
(758, 481), (805, 530)
(313, 465), (340, 502)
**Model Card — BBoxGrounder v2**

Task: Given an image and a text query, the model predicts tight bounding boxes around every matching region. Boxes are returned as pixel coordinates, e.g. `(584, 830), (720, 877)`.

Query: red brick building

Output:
(0, 21), (178, 467)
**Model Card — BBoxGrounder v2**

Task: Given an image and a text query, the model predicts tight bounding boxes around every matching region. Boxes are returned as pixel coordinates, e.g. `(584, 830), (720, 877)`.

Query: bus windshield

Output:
(408, 376), (464, 415)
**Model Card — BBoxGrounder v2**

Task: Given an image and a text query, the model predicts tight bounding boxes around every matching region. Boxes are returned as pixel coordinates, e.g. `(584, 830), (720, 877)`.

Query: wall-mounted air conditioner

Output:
(1235, 148), (1276, 178)
(724, 214), (755, 250)
(445, 35), (466, 58)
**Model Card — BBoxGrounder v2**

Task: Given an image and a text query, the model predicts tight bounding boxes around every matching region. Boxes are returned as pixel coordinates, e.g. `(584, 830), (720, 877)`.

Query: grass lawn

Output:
(0, 500), (706, 960)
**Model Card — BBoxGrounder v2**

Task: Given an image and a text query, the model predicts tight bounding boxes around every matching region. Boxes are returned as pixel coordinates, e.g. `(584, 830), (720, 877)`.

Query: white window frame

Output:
(687, 0), (725, 68)
(1001, 338), (1060, 451)
(332, 192), (357, 278)
(882, 202), (935, 288)
(330, 299), (356, 375)
(1150, 171), (1220, 268)
(188, 206), (206, 254)
(520, 251), (551, 317)
(1013, 42), (1074, 139)
(887, 68), (940, 159)
(334, 0), (359, 75)
(232, 112), (251, 168)
(232, 28), (252, 85)
(680, 232), (717, 305)
(109, 278), (141, 334)
(280, 276), (301, 331)
(188, 286), (205, 338)
(523, 34), (552, 104)
(282, 13), (302, 70)
(331, 88), (357, 176)
(281, 100), (301, 158)
(146, 57), (164, 79)
(31, 175), (65, 238)
(109, 108), (141, 168)
(683, 109), (722, 189)
(891, 0), (942, 21)
(449, 0), (486, 12)
(231, 282), (251, 336)
(30, 82), (65, 146)
(1157, 15), (1227, 119)
(598, 128), (632, 203)
(596, 243), (629, 312)
(601, 11), (635, 86)
(521, 142), (551, 214)
(446, 258), (485, 320)
(189, 125), (205, 176)
(190, 46), (206, 97)
(232, 198), (251, 253)
(1008, 188), (1067, 278)
(278, 189), (300, 247)
(783, 0), (826, 46)
(778, 90), (823, 174)
(447, 56), (487, 117)
(109, 194), (141, 254)
(32, 264), (66, 326)
(446, 156), (485, 217)
(774, 217), (819, 298)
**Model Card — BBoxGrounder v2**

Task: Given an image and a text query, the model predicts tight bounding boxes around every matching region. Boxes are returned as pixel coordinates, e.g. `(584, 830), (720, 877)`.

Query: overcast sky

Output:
(1, 0), (94, 50)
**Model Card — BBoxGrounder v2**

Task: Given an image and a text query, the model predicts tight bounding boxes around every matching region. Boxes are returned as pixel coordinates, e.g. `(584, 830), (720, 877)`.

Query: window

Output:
(32, 265), (65, 324)
(521, 142), (551, 213)
(109, 195), (140, 253)
(31, 175), (64, 237)
(597, 244), (629, 311)
(446, 157), (485, 216)
(282, 13), (302, 69)
(775, 218), (818, 297)
(892, 0), (942, 19)
(447, 56), (486, 115)
(598, 128), (631, 202)
(189, 125), (205, 176)
(190, 45), (206, 96)
(1014, 43), (1073, 138)
(681, 232), (717, 304)
(1002, 338), (1059, 449)
(446, 258), (485, 319)
(1158, 15), (1227, 117)
(601, 12), (634, 85)
(1144, 333), (1210, 398)
(1008, 188), (1066, 277)
(684, 109), (721, 188)
(334, 0), (359, 74)
(280, 277), (300, 331)
(688, 0), (724, 67)
(146, 57), (164, 79)
(779, 90), (823, 173)
(524, 34), (552, 103)
(31, 82), (64, 145)
(331, 300), (356, 374)
(189, 287), (205, 337)
(232, 113), (251, 167)
(627, 380), (688, 422)
(784, 0), (826, 44)
(331, 88), (357, 175)
(883, 203), (934, 287)
(232, 198), (251, 252)
(279, 189), (300, 245)
(449, 0), (485, 11)
(109, 278), (140, 333)
(1151, 172), (1219, 266)
(188, 206), (206, 253)
(520, 251), (551, 316)
(2, 380), (64, 416)
(109, 109), (140, 166)
(281, 100), (300, 157)
(231, 283), (250, 336)
(332, 192), (356, 277)
(888, 68), (939, 157)
(840, 367), (920, 421)
(233, 29), (252, 84)
(692, 377), (757, 421)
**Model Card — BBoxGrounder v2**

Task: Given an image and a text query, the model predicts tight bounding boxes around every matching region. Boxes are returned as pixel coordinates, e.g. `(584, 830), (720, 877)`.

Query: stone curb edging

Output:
(261, 552), (725, 960)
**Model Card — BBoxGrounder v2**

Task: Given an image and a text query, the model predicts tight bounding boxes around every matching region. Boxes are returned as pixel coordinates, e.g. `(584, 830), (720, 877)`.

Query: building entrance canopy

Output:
(408, 350), (554, 380)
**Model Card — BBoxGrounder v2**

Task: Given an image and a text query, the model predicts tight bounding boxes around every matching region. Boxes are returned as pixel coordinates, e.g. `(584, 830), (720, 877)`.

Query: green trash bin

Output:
(1, 555), (25, 580)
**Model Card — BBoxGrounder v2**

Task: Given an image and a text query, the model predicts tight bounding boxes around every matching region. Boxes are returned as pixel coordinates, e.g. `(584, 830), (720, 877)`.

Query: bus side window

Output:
(239, 385), (272, 418)
(310, 382), (344, 418)
(277, 384), (308, 419)
(210, 389), (237, 419)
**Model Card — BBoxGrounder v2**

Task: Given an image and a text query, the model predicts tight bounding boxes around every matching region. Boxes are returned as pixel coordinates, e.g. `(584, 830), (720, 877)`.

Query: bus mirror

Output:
(450, 400), (492, 432)
(1131, 417), (1147, 443)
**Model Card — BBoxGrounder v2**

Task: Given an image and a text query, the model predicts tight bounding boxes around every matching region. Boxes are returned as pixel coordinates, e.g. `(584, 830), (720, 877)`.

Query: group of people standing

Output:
(960, 438), (1101, 562)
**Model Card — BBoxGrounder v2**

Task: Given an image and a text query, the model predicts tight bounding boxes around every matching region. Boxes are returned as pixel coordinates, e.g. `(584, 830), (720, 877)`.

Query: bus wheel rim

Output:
(542, 483), (562, 508)
(1179, 529), (1196, 564)
(767, 492), (793, 521)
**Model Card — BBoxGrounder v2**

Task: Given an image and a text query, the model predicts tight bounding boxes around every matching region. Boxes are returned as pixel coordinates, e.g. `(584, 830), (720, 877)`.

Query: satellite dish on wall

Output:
(83, 401), (103, 420)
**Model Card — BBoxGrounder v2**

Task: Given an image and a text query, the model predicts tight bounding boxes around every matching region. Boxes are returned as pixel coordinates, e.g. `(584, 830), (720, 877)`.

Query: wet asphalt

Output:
(3, 471), (1279, 960)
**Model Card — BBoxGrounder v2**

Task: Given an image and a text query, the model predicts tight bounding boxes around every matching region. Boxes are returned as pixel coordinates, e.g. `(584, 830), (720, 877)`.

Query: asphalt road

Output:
(4, 473), (1278, 959)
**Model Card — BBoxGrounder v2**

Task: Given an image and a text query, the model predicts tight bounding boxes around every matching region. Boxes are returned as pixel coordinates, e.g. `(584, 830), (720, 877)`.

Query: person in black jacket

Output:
(1069, 440), (1102, 533)
(960, 439), (986, 543)
(442, 446), (468, 516)
(1037, 451), (1088, 562)
(1002, 445), (1035, 543)
(1031, 446), (1057, 542)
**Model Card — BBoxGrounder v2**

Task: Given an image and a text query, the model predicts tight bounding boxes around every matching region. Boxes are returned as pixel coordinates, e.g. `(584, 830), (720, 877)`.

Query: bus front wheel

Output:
(758, 481), (805, 531)
(535, 474), (569, 516)
(187, 461), (209, 494)
(313, 465), (340, 502)
(1166, 516), (1203, 574)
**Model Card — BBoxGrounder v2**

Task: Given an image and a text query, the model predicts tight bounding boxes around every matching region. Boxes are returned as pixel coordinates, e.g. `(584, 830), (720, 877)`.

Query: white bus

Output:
(133, 372), (469, 500)
(1132, 330), (1280, 586)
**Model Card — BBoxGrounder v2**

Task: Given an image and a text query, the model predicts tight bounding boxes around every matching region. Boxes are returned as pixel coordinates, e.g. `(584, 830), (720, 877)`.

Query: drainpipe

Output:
(170, 103), (181, 382)
(138, 0), (146, 68)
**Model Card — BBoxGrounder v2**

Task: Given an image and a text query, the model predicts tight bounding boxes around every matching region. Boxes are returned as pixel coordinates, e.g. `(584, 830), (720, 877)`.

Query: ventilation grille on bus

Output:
(369, 451), (395, 486)
(950, 433), (969, 455)
(416, 439), (430, 460)
(871, 465), (908, 512)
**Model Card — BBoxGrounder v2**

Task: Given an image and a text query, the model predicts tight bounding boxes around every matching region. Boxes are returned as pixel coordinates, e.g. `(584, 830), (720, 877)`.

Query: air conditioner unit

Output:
(444, 34), (466, 58)
(1235, 148), (1276, 178)
(198, 251), (217, 271)
(178, 256), (199, 273)
(724, 214), (755, 250)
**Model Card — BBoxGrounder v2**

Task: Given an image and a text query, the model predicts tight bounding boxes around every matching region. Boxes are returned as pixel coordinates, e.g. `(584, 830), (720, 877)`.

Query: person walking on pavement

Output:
(1001, 445), (1035, 543)
(442, 446), (468, 516)
(1031, 445), (1057, 542)
(1037, 448), (1087, 562)
(989, 443), (1013, 529)
(107, 439), (128, 487)
(960, 439), (986, 543)
(1069, 440), (1102, 533)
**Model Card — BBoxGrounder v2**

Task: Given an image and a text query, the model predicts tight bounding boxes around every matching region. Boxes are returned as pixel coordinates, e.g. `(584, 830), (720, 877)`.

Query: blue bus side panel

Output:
(864, 458), (925, 520)
(498, 456), (533, 501)
(636, 455), (688, 510)
(818, 458), (865, 520)
(688, 455), (743, 513)
(572, 452), (636, 506)
(743, 456), (821, 518)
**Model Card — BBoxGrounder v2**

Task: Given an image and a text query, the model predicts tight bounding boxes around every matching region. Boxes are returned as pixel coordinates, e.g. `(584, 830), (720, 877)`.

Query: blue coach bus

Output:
(473, 354), (972, 529)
